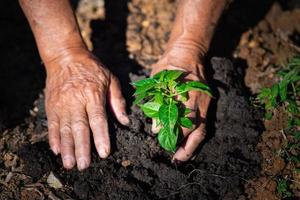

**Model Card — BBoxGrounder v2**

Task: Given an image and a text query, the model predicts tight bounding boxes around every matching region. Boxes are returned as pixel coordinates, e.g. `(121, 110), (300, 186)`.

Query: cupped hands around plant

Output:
(132, 62), (212, 163)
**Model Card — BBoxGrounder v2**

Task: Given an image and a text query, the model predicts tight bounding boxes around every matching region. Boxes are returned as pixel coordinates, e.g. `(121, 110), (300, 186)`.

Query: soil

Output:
(0, 0), (300, 199)
(1, 57), (263, 200)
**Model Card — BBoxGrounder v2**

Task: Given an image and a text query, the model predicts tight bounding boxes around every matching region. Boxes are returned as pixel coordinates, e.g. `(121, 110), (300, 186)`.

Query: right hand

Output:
(45, 48), (129, 170)
(150, 50), (211, 163)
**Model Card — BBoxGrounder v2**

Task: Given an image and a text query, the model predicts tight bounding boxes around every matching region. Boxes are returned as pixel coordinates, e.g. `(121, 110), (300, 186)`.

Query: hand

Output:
(45, 49), (129, 170)
(150, 55), (211, 163)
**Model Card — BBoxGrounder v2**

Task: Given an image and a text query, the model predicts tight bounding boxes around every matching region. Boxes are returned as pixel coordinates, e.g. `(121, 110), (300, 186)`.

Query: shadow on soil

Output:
(0, 1), (45, 131)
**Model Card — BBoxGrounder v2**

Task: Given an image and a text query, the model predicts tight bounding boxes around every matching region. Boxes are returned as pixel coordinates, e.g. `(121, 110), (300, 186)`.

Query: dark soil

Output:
(1, 0), (300, 199)
(16, 57), (262, 200)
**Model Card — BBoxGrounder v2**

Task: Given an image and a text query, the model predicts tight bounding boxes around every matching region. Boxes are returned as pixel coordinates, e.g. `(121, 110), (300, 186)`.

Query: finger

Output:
(108, 75), (129, 125)
(47, 112), (60, 155)
(172, 123), (206, 162)
(86, 91), (110, 159)
(60, 117), (76, 169)
(71, 107), (91, 171)
(198, 94), (211, 118)
(180, 91), (198, 137)
(151, 118), (160, 133)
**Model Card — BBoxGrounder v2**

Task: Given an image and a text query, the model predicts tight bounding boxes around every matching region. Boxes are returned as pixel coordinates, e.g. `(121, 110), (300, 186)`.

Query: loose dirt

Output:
(1, 0), (300, 199)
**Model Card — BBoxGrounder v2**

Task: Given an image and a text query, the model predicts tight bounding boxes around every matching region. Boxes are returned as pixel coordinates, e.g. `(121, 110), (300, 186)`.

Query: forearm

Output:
(19, 0), (87, 68)
(165, 0), (226, 65)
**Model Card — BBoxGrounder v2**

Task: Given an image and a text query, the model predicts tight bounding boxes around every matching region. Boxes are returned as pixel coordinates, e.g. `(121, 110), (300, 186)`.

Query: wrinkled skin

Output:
(19, 0), (226, 170)
(45, 49), (129, 170)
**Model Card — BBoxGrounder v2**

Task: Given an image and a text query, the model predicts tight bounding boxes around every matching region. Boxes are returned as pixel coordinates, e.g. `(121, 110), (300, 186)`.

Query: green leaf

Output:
(293, 131), (300, 140)
(153, 70), (167, 81)
(159, 103), (178, 129)
(154, 93), (164, 105)
(264, 112), (273, 120)
(277, 179), (292, 198)
(271, 84), (279, 101)
(279, 81), (287, 102)
(179, 117), (193, 129)
(265, 100), (273, 110)
(287, 100), (299, 114)
(178, 92), (188, 102)
(283, 70), (297, 83)
(289, 156), (300, 163)
(168, 80), (177, 90)
(176, 81), (212, 96)
(158, 127), (178, 152)
(132, 78), (156, 87)
(185, 81), (211, 91)
(184, 108), (192, 116)
(176, 83), (187, 93)
(164, 70), (184, 81)
(140, 102), (161, 118)
(133, 93), (146, 105)
(134, 83), (156, 95)
(295, 168), (300, 173)
(258, 88), (271, 101)
(294, 118), (300, 126)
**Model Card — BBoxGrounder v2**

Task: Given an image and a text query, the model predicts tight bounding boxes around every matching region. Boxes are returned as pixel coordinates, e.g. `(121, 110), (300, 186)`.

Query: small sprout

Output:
(257, 55), (300, 198)
(132, 70), (212, 152)
(277, 178), (292, 198)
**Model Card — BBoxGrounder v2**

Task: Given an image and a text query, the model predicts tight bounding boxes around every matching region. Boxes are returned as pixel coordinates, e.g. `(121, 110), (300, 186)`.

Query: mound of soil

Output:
(13, 57), (262, 200)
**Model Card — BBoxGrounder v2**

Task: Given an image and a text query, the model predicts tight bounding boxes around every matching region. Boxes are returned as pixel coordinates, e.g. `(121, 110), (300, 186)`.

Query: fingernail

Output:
(63, 156), (75, 169)
(120, 114), (130, 125)
(172, 159), (183, 166)
(51, 146), (60, 155)
(77, 158), (88, 171)
(99, 147), (109, 158)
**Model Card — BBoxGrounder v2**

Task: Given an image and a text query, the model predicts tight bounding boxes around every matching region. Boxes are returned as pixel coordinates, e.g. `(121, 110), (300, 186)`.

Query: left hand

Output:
(150, 55), (211, 163)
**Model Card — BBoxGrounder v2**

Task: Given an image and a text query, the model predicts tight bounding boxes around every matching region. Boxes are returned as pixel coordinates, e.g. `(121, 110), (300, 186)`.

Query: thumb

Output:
(108, 75), (130, 125)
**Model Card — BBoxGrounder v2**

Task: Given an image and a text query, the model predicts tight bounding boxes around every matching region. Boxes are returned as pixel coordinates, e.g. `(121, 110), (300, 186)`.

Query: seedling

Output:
(257, 56), (300, 121)
(257, 56), (299, 153)
(257, 55), (300, 198)
(277, 178), (292, 198)
(132, 70), (212, 152)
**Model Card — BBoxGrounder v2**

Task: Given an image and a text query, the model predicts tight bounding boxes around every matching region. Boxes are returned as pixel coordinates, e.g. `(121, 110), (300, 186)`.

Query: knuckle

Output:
(84, 86), (97, 95)
(72, 120), (88, 135)
(193, 130), (206, 142)
(89, 113), (106, 126)
(48, 121), (59, 131)
(61, 139), (74, 149)
(60, 125), (72, 136)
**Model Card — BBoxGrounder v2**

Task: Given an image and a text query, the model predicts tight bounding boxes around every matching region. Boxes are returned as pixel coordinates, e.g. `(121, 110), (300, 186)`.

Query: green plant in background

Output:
(132, 70), (212, 152)
(257, 56), (300, 146)
(257, 55), (300, 198)
(277, 178), (292, 198)
(257, 56), (300, 121)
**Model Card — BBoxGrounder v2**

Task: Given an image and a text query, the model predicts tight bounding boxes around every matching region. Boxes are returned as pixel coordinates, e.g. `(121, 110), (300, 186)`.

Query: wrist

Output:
(44, 46), (92, 76)
(166, 38), (208, 61)
(155, 41), (207, 78)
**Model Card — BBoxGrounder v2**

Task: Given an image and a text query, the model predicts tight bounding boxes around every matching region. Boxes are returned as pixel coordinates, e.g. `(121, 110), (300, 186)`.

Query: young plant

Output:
(277, 178), (292, 198)
(258, 56), (300, 166)
(257, 55), (300, 198)
(132, 70), (212, 152)
(257, 56), (300, 121)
